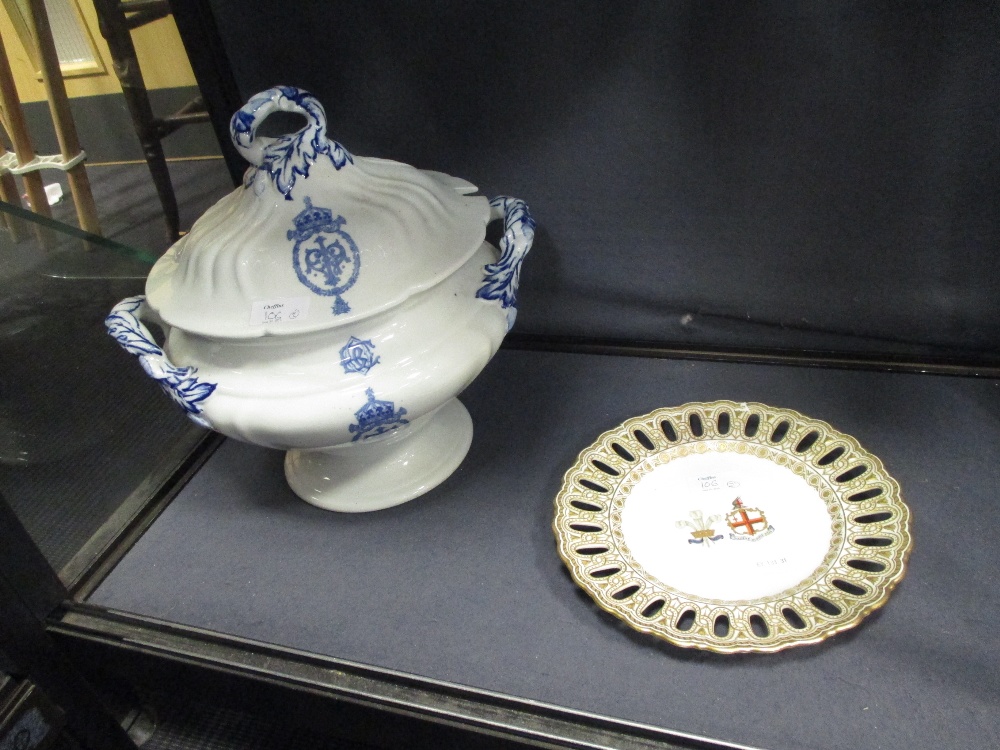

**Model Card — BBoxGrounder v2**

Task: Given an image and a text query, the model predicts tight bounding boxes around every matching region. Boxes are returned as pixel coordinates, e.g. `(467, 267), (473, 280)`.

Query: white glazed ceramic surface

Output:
(107, 86), (534, 512)
(620, 450), (834, 601)
(146, 158), (490, 339)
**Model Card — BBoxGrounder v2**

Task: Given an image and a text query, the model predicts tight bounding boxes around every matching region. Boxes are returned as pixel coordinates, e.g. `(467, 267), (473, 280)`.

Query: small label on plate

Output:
(250, 297), (310, 326)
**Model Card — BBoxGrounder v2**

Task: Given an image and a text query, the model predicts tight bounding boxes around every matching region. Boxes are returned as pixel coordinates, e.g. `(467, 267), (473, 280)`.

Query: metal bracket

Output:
(0, 150), (87, 176)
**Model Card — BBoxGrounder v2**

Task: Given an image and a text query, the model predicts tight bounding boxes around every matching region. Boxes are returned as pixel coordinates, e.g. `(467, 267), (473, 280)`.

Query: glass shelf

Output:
(0, 201), (209, 588)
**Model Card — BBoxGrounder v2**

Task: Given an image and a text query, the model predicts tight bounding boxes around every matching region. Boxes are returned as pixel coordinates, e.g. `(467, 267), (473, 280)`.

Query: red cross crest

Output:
(725, 497), (769, 536)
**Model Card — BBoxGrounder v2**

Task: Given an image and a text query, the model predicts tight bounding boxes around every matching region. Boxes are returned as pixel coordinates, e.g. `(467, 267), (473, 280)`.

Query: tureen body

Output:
(107, 87), (534, 512)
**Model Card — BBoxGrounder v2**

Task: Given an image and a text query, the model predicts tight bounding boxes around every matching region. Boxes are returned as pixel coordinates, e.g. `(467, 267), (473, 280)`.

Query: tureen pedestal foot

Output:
(284, 398), (473, 512)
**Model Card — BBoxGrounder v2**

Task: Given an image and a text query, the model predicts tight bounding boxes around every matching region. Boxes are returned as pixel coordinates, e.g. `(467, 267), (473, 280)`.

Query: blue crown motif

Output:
(287, 197), (361, 315)
(287, 196), (343, 239)
(348, 388), (409, 442)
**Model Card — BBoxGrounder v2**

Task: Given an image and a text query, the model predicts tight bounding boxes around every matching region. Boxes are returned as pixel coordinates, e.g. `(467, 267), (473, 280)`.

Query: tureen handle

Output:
(229, 86), (353, 200)
(105, 296), (216, 429)
(476, 196), (536, 331)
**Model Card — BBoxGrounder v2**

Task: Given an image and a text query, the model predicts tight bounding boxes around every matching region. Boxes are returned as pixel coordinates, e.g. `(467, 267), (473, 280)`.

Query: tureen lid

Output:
(145, 87), (490, 338)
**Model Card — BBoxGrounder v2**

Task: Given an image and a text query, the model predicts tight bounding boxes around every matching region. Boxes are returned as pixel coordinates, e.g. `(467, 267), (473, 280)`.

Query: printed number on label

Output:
(250, 297), (310, 326)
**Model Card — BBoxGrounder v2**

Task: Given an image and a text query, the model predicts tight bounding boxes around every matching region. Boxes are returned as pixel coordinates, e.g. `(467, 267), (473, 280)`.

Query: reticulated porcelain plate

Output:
(553, 401), (912, 653)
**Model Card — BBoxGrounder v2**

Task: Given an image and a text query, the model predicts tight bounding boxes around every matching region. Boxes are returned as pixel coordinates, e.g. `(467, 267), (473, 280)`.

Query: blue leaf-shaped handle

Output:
(476, 196), (536, 330)
(230, 86), (353, 200)
(106, 296), (216, 428)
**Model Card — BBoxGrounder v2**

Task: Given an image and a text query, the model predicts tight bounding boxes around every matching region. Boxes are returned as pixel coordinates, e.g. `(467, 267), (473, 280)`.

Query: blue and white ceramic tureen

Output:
(107, 87), (534, 512)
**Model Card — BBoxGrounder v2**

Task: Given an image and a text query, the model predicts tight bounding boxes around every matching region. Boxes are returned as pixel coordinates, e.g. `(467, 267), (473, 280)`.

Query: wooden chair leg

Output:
(0, 35), (51, 220)
(94, 0), (181, 243)
(142, 137), (180, 241)
(0, 150), (25, 240)
(26, 0), (101, 235)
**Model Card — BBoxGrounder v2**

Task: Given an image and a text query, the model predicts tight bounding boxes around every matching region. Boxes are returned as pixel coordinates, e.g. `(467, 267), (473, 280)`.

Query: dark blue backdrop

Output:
(205, 1), (1000, 356)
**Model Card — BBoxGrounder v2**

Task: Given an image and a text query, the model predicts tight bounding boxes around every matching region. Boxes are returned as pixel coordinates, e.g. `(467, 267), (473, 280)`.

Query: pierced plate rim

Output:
(552, 400), (913, 654)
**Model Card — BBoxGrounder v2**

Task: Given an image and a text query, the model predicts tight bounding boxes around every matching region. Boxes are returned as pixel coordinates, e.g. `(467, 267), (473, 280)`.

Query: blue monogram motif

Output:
(339, 336), (380, 375)
(287, 197), (361, 315)
(348, 388), (409, 442)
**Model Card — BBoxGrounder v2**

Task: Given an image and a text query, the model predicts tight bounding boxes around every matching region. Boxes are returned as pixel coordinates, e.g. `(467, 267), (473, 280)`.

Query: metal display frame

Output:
(31, 335), (996, 750)
(1, 329), (993, 750)
(0, 495), (138, 750)
(3, 4), (997, 746)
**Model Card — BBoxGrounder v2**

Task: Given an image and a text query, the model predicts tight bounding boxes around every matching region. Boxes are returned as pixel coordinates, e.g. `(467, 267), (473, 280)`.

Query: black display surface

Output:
(203, 1), (1000, 357)
(89, 349), (1000, 750)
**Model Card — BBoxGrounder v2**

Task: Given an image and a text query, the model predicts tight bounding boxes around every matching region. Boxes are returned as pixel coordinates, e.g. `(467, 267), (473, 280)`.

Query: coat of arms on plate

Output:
(725, 497), (775, 541)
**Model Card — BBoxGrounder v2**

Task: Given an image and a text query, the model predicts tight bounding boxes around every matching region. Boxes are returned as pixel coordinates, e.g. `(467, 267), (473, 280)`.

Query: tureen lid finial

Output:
(230, 86), (353, 200)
